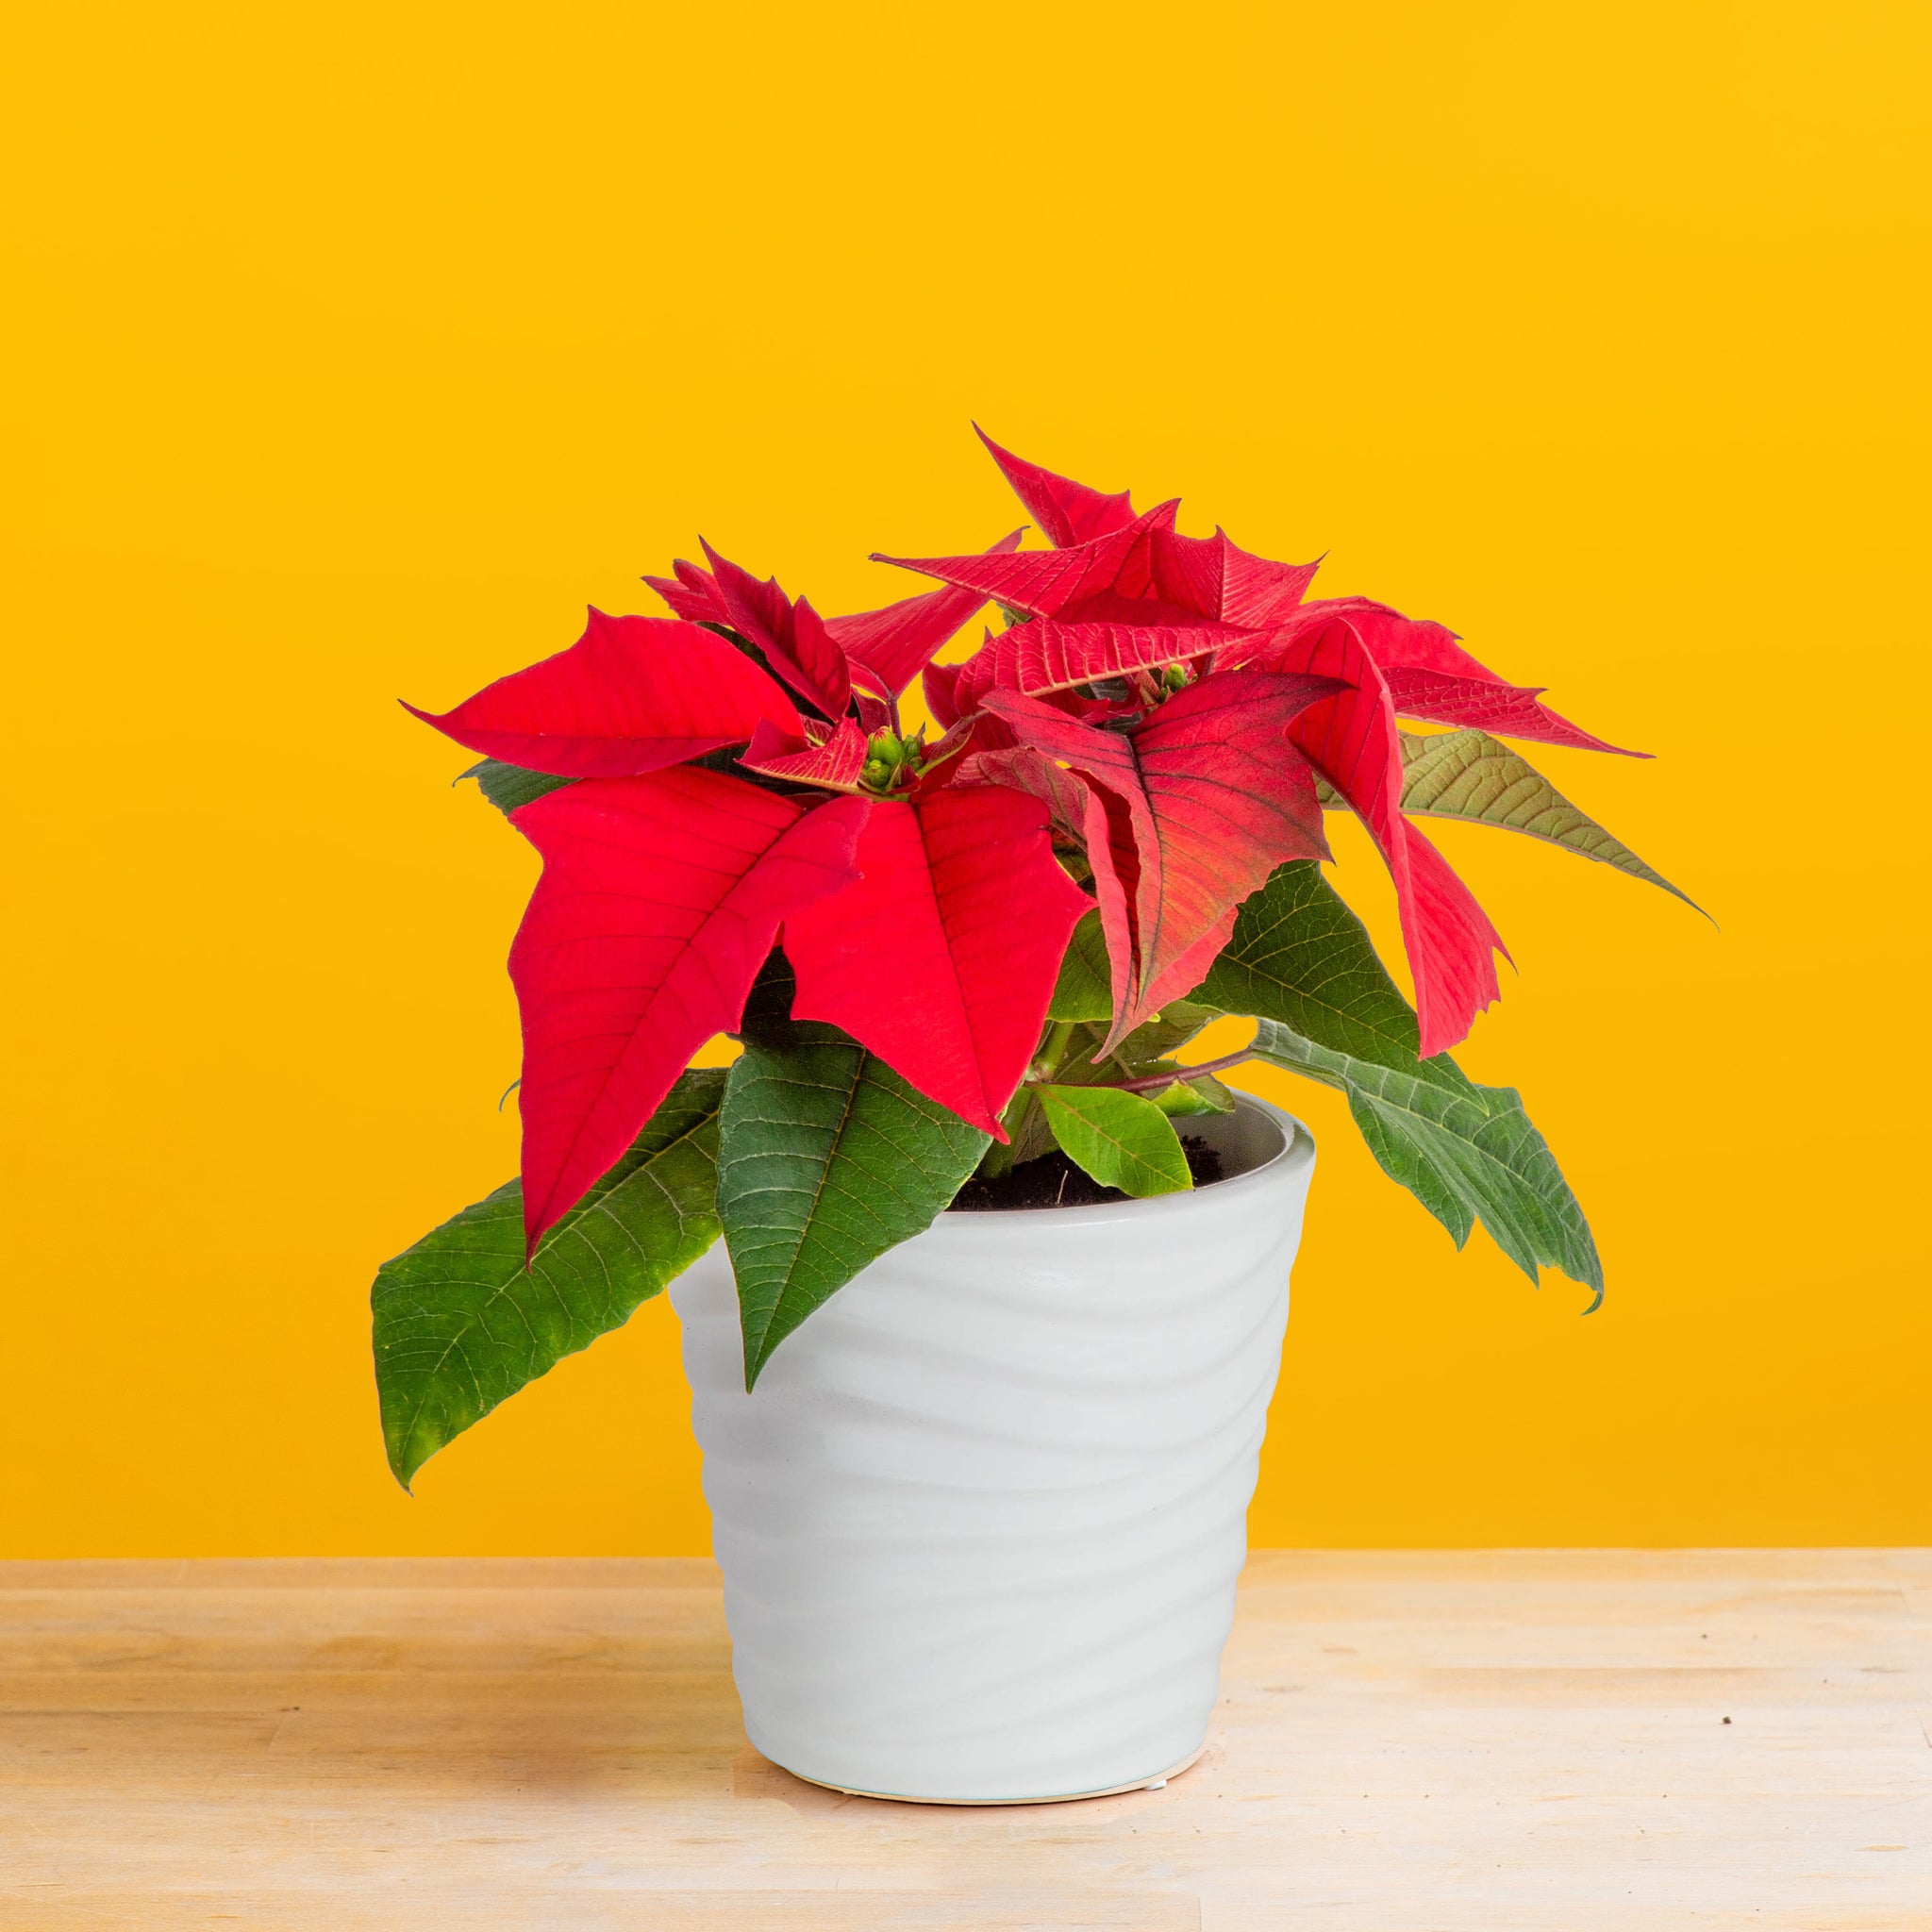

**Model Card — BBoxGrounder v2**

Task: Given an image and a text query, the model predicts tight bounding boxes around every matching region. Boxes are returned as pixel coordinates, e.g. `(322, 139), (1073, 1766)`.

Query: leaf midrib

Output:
(739, 1054), (867, 1361)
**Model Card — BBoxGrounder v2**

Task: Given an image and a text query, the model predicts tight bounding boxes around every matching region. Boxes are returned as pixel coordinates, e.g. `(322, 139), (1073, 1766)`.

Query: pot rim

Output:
(939, 1092), (1311, 1230)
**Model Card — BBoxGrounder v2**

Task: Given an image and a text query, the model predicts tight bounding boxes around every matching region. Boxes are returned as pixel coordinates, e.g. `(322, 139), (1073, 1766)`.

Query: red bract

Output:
(1229, 596), (1640, 757)
(406, 434), (1640, 1248)
(874, 509), (1317, 631)
(646, 530), (1025, 700)
(876, 500), (1192, 627)
(405, 611), (801, 777)
(979, 672), (1336, 1048)
(960, 620), (1245, 702)
(822, 531), (1024, 696)
(408, 541), (1077, 1251)
(784, 787), (1090, 1134)
(507, 771), (868, 1250)
(1263, 615), (1507, 1054)
(740, 715), (872, 791)
(700, 542), (853, 722)
(974, 425), (1138, 546)
(877, 435), (1634, 1056)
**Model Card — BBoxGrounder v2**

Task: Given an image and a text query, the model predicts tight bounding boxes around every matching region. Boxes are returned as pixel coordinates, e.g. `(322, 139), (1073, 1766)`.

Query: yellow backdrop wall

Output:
(6, 0), (1925, 1555)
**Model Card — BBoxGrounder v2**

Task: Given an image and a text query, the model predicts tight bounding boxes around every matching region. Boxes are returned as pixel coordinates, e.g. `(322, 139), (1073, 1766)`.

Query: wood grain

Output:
(1, 1551), (1925, 1929)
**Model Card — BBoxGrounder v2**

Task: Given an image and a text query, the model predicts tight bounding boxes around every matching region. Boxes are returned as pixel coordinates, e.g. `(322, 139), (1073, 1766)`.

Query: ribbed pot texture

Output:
(671, 1096), (1315, 1804)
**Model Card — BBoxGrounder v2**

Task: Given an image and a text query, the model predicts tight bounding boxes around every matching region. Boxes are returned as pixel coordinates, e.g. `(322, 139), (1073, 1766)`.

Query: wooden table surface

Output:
(2, 1550), (1925, 1930)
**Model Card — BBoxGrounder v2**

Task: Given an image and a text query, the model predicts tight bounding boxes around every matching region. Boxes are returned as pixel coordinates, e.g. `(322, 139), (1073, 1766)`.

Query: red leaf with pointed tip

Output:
(1406, 818), (1512, 1023)
(982, 671), (1336, 1049)
(1075, 778), (1141, 1024)
(905, 707), (1025, 788)
(1145, 906), (1241, 1016)
(974, 426), (1139, 547)
(782, 787), (1090, 1137)
(740, 715), (871, 791)
(660, 534), (1027, 702)
(872, 500), (1180, 622)
(1267, 618), (1504, 1057)
(1151, 526), (1322, 628)
(969, 434), (1322, 630)
(1284, 596), (1482, 675)
(701, 543), (852, 722)
(643, 558), (730, 625)
(406, 610), (801, 778)
(1380, 666), (1641, 755)
(1237, 596), (1640, 755)
(823, 529), (1024, 695)
(1059, 782), (1243, 1029)
(907, 708), (990, 789)
(508, 770), (867, 1251)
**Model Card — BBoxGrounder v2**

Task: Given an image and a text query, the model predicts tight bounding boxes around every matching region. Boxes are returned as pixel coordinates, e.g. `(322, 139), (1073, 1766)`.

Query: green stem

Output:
(975, 1018), (1080, 1183)
(976, 1085), (1035, 1181)
(1035, 1019), (1077, 1083)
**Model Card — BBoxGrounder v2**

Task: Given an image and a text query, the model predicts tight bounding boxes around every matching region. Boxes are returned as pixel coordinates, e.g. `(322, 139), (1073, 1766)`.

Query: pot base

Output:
(782, 1743), (1208, 1807)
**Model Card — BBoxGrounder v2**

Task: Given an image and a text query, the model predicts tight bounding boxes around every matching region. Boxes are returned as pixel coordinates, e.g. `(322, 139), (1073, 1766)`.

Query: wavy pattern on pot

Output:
(672, 1101), (1316, 1803)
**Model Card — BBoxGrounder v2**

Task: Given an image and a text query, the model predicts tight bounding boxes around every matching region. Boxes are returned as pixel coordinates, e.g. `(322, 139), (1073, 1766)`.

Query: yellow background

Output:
(6, 1), (1925, 1556)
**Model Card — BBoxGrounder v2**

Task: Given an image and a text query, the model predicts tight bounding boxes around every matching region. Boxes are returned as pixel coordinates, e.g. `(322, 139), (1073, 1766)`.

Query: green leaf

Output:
(1198, 861), (1421, 1071)
(371, 1068), (726, 1489)
(1148, 1072), (1236, 1117)
(1037, 1084), (1193, 1196)
(717, 1024), (991, 1388)
(1003, 1001), (1223, 1166)
(1118, 999), (1220, 1060)
(459, 758), (577, 814)
(1048, 911), (1115, 1021)
(1247, 1018), (1603, 1305)
(1196, 859), (1601, 1301)
(1397, 729), (1699, 908)
(1058, 1004), (1219, 1082)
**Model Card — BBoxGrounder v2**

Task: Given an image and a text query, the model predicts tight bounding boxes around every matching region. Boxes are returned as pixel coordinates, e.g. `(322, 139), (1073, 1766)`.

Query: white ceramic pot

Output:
(670, 1095), (1315, 1804)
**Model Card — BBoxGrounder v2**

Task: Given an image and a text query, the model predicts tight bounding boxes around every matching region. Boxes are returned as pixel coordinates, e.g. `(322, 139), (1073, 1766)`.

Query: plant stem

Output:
(1035, 1018), (1078, 1083)
(976, 1083), (1036, 1181)
(1108, 1049), (1253, 1094)
(974, 1018), (1080, 1184)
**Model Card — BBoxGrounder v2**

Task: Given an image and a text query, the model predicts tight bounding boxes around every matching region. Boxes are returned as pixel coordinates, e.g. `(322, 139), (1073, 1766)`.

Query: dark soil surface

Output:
(948, 1136), (1225, 1212)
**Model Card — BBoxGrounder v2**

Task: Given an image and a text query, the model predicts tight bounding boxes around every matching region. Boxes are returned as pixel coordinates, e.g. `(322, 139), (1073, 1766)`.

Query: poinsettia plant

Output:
(372, 431), (1690, 1488)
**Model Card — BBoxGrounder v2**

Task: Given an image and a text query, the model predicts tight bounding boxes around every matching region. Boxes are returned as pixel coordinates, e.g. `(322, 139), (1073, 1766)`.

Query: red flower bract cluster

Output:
(411, 431), (1628, 1253)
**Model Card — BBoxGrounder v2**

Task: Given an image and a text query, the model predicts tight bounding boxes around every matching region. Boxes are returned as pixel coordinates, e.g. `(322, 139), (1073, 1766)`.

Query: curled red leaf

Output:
(982, 670), (1337, 1049)
(1270, 618), (1506, 1057)
(702, 543), (852, 723)
(739, 715), (872, 792)
(642, 558), (730, 625)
